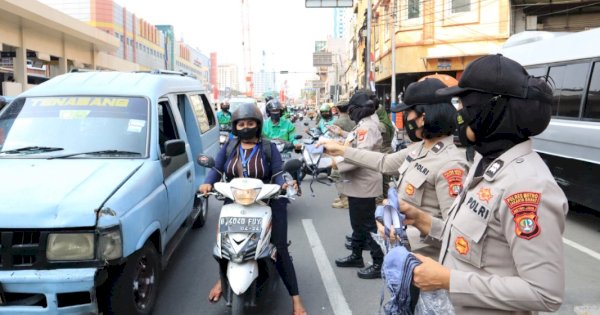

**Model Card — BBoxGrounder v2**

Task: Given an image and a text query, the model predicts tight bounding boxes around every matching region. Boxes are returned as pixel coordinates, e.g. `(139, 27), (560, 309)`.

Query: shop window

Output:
(408, 0), (420, 18)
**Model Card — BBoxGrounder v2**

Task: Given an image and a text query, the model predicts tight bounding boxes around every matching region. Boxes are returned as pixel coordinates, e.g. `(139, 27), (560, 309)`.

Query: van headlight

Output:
(47, 233), (95, 261)
(231, 188), (260, 205)
(98, 226), (123, 260)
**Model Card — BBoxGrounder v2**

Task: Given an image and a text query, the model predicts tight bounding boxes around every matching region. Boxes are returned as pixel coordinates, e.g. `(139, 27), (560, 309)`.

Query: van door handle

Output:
(187, 170), (192, 179)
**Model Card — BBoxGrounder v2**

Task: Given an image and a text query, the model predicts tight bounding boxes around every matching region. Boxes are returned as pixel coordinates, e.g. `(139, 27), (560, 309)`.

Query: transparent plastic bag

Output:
(415, 290), (455, 315)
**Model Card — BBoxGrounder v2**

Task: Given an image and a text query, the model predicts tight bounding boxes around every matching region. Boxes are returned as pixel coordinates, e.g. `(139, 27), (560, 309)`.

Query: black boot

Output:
(357, 263), (382, 279)
(335, 253), (364, 268)
(345, 239), (371, 251)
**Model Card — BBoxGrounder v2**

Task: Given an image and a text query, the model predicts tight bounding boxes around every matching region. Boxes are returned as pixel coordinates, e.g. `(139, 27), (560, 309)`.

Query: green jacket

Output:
(318, 116), (337, 134)
(217, 111), (232, 125)
(376, 106), (394, 152)
(262, 117), (299, 145)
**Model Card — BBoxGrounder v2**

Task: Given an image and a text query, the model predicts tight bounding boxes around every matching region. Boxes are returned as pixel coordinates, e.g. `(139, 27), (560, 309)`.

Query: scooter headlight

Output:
(231, 188), (260, 205)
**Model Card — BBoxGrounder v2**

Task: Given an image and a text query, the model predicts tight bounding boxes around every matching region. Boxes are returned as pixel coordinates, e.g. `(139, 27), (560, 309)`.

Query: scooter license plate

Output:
(220, 217), (262, 233)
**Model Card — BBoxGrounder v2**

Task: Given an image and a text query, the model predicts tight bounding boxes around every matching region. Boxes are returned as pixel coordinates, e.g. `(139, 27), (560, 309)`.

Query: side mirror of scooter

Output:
(294, 135), (303, 140)
(303, 122), (309, 126)
(197, 154), (216, 168)
(283, 158), (302, 173)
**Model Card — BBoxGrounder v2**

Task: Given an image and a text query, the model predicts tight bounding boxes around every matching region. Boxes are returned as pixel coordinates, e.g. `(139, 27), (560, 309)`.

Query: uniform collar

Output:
(483, 140), (533, 181)
(429, 135), (454, 155)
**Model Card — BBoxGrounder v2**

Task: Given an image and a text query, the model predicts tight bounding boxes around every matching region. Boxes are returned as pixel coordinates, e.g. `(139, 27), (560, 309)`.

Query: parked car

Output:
(0, 70), (219, 314)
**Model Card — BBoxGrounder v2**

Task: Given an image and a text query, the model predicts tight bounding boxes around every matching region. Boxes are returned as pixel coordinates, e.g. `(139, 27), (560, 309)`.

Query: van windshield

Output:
(0, 96), (149, 158)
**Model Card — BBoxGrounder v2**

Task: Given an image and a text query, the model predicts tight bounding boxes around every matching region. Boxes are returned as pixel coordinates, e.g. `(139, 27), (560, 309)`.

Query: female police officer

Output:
(320, 78), (470, 258)
(332, 90), (386, 279)
(402, 54), (568, 314)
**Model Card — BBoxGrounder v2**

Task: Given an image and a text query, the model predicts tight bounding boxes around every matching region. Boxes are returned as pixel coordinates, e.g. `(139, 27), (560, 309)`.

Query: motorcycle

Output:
(220, 123), (233, 146)
(197, 155), (302, 315)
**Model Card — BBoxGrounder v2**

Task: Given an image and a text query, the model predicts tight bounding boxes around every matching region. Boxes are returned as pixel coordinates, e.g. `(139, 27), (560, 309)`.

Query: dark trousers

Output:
(348, 196), (384, 265)
(218, 198), (299, 296)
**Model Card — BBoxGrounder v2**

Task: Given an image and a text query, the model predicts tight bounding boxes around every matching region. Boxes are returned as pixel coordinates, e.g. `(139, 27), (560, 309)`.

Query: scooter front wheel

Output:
(231, 291), (247, 315)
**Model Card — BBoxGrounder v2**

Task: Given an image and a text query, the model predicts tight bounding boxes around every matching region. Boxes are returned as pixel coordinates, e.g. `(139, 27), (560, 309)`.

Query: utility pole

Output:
(364, 0), (372, 89)
(391, 0), (397, 108)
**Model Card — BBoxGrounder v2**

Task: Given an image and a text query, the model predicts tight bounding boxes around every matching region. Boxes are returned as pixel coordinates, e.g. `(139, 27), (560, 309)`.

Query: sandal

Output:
(208, 281), (223, 303)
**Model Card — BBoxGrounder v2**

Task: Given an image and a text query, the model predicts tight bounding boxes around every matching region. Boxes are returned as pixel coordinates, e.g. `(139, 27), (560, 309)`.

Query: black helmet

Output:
(266, 99), (283, 117)
(265, 96), (274, 103)
(231, 104), (264, 137)
(349, 90), (376, 109)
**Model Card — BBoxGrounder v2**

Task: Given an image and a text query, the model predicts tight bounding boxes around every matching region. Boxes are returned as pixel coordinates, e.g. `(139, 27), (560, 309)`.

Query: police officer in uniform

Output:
(332, 91), (385, 279)
(402, 54), (568, 314)
(321, 78), (470, 258)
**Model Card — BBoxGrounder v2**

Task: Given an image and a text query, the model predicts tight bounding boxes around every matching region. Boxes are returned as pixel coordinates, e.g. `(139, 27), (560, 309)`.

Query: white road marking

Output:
(563, 237), (600, 261)
(302, 219), (352, 315)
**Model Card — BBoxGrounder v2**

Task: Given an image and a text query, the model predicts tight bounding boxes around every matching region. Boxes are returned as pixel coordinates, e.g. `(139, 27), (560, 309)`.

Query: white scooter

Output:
(197, 155), (301, 315)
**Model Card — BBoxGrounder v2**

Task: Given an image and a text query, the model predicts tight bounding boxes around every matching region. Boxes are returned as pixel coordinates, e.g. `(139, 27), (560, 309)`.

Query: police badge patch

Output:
(443, 169), (464, 197)
(504, 192), (542, 240)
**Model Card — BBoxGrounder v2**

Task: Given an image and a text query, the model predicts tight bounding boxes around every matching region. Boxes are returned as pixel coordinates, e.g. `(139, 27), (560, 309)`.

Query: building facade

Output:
(218, 64), (239, 92)
(40, 0), (210, 88)
(253, 70), (276, 98)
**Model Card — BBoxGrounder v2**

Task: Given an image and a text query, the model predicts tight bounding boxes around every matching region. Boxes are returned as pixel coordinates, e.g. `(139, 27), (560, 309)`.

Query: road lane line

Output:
(563, 237), (600, 261)
(302, 219), (352, 315)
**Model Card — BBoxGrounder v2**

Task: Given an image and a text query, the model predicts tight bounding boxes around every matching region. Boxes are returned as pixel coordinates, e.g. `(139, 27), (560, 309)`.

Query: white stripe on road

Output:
(302, 219), (352, 315)
(563, 237), (600, 261)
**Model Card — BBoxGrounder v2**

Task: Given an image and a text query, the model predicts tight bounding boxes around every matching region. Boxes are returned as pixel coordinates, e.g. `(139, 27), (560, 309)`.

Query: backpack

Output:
(225, 138), (272, 167)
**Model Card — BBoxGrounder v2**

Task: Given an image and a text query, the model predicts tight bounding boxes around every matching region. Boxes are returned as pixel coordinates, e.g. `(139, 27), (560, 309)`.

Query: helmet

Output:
(266, 99), (283, 117)
(319, 104), (331, 113)
(220, 101), (230, 110)
(265, 96), (274, 104)
(231, 104), (264, 137)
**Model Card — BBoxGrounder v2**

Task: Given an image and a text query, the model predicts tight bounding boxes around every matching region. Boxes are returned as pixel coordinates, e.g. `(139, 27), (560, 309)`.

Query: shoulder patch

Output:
(504, 192), (542, 240)
(443, 169), (464, 197)
(431, 142), (444, 153)
(485, 160), (504, 178)
(357, 129), (368, 142)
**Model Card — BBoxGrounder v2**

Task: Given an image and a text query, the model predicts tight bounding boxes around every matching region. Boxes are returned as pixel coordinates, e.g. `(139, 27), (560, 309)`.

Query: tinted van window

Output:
(548, 63), (587, 118)
(584, 61), (600, 120)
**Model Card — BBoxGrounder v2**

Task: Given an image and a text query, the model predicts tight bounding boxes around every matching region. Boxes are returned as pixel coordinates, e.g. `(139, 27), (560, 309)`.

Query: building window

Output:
(408, 0), (420, 18)
(452, 0), (470, 13)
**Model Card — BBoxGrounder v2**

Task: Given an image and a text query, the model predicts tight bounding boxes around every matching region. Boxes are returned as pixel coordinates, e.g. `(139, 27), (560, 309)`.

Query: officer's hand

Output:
(199, 184), (213, 196)
(327, 125), (342, 136)
(412, 253), (450, 291)
(400, 200), (432, 235)
(282, 180), (298, 191)
(376, 220), (386, 238)
(317, 140), (345, 156)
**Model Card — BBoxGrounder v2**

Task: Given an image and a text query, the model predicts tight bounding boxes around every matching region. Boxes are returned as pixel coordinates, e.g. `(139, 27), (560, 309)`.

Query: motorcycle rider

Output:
(217, 101), (232, 127)
(262, 99), (302, 151)
(199, 104), (307, 315)
(318, 103), (337, 134)
(263, 99), (303, 195)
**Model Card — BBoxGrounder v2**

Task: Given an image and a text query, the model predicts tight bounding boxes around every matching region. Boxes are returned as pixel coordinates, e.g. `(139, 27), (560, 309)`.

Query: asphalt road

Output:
(153, 118), (600, 315)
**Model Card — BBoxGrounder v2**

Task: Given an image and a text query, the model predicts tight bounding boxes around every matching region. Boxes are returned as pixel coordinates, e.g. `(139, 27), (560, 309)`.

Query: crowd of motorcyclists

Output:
(201, 54), (568, 315)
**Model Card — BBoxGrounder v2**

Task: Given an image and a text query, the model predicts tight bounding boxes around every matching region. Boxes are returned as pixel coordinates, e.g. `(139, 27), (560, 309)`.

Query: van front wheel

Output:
(106, 242), (161, 315)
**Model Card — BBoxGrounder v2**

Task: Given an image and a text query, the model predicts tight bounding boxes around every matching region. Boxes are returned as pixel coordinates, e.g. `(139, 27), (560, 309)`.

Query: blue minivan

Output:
(0, 71), (219, 314)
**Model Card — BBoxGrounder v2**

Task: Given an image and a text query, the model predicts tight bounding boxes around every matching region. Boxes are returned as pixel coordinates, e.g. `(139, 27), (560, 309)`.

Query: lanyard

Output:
(239, 144), (259, 178)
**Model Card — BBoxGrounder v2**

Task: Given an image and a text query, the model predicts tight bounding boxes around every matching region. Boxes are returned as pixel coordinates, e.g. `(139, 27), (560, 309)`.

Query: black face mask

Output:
(321, 113), (332, 120)
(456, 109), (473, 147)
(237, 127), (258, 140)
(270, 112), (281, 122)
(222, 106), (230, 112)
(405, 116), (423, 142)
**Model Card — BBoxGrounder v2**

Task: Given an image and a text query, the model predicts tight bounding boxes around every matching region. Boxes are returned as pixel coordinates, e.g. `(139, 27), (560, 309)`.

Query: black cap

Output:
(348, 91), (375, 108)
(392, 78), (452, 113)
(436, 54), (529, 98)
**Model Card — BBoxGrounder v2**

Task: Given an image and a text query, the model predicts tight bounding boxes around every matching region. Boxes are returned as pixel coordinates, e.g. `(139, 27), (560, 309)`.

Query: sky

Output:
(114, 0), (336, 97)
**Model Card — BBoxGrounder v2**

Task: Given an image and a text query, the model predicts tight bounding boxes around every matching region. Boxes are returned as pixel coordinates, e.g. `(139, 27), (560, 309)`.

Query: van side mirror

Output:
(197, 154), (216, 168)
(165, 139), (186, 156)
